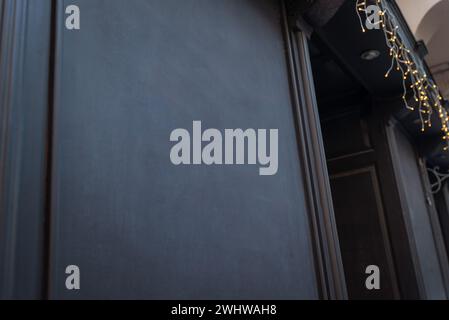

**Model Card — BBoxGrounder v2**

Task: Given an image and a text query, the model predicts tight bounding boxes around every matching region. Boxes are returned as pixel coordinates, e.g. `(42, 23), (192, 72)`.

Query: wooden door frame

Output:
(281, 1), (348, 300)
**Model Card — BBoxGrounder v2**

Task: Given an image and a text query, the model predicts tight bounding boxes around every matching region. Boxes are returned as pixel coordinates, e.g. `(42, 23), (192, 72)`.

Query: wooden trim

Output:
(282, 0), (347, 300)
(0, 0), (29, 299)
(45, 0), (64, 299)
(43, 0), (58, 300)
(385, 118), (431, 299)
(434, 185), (449, 260)
(0, 0), (53, 299)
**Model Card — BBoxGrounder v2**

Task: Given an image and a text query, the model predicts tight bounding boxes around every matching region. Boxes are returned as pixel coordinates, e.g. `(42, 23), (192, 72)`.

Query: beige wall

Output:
(396, 0), (449, 99)
(396, 0), (442, 35)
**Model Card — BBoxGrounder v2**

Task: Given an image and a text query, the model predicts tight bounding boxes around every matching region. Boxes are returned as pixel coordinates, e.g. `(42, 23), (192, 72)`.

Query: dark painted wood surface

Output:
(330, 167), (398, 299)
(47, 0), (319, 299)
(0, 0), (53, 299)
(322, 106), (400, 299)
(319, 96), (448, 299)
(386, 121), (449, 299)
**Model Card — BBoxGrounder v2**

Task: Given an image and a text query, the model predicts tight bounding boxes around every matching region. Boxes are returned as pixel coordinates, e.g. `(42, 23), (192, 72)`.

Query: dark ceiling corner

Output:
(285, 0), (346, 29)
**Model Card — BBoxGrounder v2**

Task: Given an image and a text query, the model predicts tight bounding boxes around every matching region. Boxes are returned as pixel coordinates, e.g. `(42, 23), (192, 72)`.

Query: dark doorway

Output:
(308, 36), (403, 300)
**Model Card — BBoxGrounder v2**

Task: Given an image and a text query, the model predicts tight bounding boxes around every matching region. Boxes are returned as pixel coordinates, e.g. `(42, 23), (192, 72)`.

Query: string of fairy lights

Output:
(356, 0), (449, 150)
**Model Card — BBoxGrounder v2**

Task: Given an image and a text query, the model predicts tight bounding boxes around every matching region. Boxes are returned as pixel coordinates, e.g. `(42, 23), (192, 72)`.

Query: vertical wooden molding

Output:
(0, 0), (28, 299)
(0, 0), (53, 299)
(281, 0), (347, 300)
(42, 0), (58, 300)
(385, 119), (428, 299)
(418, 158), (449, 298)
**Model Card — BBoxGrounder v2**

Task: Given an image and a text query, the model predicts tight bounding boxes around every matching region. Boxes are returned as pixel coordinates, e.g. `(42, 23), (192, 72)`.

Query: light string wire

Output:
(356, 0), (449, 150)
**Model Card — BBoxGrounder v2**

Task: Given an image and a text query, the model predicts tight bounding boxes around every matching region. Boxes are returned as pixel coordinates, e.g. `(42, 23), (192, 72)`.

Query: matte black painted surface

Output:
(48, 0), (318, 299)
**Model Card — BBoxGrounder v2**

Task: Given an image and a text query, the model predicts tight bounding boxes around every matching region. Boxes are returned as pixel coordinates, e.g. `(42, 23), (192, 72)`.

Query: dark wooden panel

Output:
(330, 167), (398, 299)
(321, 110), (372, 160)
(48, 0), (319, 299)
(318, 98), (423, 299)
